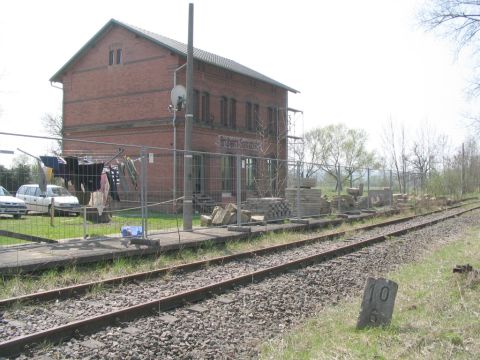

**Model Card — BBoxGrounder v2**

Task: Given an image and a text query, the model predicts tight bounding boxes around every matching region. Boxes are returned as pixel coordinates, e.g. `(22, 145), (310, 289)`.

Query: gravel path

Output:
(6, 208), (480, 359)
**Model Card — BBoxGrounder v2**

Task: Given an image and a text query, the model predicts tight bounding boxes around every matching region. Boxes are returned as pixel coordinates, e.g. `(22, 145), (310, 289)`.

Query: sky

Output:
(0, 0), (477, 167)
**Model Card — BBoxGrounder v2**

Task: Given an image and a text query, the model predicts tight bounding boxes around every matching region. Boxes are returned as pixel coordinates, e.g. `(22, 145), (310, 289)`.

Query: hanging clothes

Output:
(125, 157), (138, 190)
(100, 172), (110, 204)
(77, 163), (105, 192)
(40, 156), (59, 173)
(37, 159), (47, 193)
(90, 192), (105, 216)
(118, 163), (130, 193)
(106, 168), (120, 201)
(64, 156), (80, 190)
(44, 167), (54, 183)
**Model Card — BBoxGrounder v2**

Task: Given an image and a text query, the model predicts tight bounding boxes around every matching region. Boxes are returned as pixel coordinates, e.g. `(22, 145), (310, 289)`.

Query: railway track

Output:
(0, 204), (478, 357)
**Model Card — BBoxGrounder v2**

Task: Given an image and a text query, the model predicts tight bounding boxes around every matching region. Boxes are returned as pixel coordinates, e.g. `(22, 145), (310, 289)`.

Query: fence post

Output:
(236, 154), (241, 226)
(337, 165), (341, 212)
(140, 147), (147, 239)
(50, 197), (55, 227)
(389, 169), (393, 208)
(144, 149), (149, 237)
(296, 161), (301, 219)
(83, 206), (87, 239)
(367, 168), (370, 209)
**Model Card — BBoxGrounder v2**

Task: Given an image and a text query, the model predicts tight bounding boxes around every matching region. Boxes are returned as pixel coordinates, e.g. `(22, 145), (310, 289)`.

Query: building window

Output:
(116, 49), (122, 64)
(193, 89), (200, 121)
(245, 102), (253, 131)
(201, 92), (210, 123)
(229, 98), (236, 129)
(220, 96), (228, 127)
(221, 155), (234, 192)
(253, 104), (260, 131)
(267, 107), (278, 136)
(268, 107), (274, 135)
(267, 158), (277, 194)
(109, 48), (122, 65)
(245, 157), (256, 191)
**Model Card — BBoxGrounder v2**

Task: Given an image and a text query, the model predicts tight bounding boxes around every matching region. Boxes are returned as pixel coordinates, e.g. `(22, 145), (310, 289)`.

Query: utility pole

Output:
(461, 142), (465, 197)
(183, 3), (194, 230)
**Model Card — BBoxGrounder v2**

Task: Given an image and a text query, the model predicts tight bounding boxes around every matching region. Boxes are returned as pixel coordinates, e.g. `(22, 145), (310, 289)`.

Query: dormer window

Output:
(109, 48), (123, 65)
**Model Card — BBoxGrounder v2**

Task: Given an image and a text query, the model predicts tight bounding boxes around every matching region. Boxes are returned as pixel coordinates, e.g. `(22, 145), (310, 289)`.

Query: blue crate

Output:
(121, 226), (143, 237)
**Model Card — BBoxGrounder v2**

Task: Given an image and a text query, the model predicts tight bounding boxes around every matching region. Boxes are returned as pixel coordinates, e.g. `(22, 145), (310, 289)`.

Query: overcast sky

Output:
(0, 0), (476, 166)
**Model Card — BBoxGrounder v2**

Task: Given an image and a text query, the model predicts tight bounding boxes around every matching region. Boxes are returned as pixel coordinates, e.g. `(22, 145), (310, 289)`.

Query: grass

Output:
(0, 211), (200, 245)
(260, 223), (480, 359)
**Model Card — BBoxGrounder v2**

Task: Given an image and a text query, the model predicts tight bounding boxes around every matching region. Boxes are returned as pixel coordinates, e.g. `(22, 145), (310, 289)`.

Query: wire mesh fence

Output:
(0, 132), (471, 253)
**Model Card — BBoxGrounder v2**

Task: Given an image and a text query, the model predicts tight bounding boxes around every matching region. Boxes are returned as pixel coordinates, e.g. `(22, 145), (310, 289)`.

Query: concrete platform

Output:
(0, 211), (390, 274)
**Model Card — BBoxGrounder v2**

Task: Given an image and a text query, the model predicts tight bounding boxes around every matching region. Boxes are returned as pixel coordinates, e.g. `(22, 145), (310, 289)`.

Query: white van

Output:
(16, 184), (80, 215)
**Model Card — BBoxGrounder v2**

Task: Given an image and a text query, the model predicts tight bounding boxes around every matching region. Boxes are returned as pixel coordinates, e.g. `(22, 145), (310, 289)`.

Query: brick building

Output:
(50, 19), (298, 205)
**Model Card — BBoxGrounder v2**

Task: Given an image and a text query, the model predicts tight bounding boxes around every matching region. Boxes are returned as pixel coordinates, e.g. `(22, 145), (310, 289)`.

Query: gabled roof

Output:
(50, 18), (299, 93)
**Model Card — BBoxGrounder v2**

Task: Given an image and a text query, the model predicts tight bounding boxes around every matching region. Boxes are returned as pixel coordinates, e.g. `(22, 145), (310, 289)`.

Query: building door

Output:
(193, 154), (204, 194)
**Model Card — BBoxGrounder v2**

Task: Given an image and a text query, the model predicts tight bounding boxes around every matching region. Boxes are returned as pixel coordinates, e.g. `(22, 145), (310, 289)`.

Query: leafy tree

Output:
(302, 124), (376, 190)
(0, 155), (32, 192)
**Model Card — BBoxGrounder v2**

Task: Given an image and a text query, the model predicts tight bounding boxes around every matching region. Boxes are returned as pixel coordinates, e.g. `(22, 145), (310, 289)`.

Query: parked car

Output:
(16, 184), (80, 215)
(0, 186), (27, 219)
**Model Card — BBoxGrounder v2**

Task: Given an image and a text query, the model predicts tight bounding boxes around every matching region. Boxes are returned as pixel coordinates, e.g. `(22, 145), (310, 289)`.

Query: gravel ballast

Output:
(7, 209), (480, 359)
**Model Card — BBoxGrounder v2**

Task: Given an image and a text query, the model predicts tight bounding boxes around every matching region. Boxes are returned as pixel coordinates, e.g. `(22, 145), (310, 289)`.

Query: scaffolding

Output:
(287, 107), (304, 165)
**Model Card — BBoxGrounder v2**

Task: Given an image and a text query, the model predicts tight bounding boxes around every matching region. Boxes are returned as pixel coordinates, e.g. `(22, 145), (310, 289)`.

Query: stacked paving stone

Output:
(243, 197), (291, 221)
(331, 194), (356, 212)
(285, 188), (331, 217)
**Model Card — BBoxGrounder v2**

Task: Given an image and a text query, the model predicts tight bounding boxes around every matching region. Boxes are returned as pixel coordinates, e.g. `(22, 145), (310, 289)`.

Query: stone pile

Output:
(243, 197), (291, 221)
(368, 189), (393, 207)
(200, 203), (252, 227)
(414, 195), (452, 208)
(393, 193), (410, 209)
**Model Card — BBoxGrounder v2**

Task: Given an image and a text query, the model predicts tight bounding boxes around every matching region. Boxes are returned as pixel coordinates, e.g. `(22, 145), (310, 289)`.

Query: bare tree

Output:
(409, 122), (448, 191)
(421, 1), (480, 52)
(421, 1), (480, 131)
(41, 113), (63, 155)
(382, 118), (409, 193)
(252, 108), (288, 197)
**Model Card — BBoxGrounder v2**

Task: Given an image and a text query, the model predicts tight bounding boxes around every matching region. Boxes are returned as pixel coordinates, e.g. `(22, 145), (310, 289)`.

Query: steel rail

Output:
(0, 203), (476, 309)
(0, 205), (478, 357)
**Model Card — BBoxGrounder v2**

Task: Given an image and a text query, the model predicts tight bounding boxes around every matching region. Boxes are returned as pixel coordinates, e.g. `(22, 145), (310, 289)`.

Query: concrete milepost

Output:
(357, 277), (398, 329)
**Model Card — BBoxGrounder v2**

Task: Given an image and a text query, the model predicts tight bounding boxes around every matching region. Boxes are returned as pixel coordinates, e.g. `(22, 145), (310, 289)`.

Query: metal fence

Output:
(0, 132), (465, 249)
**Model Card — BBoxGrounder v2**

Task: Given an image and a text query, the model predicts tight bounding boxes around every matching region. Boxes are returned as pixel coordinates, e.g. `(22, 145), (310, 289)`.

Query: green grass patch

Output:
(260, 225), (480, 359)
(0, 212), (200, 243)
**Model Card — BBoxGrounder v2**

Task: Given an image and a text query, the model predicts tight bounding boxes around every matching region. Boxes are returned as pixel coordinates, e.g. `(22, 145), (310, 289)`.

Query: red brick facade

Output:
(53, 20), (295, 202)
